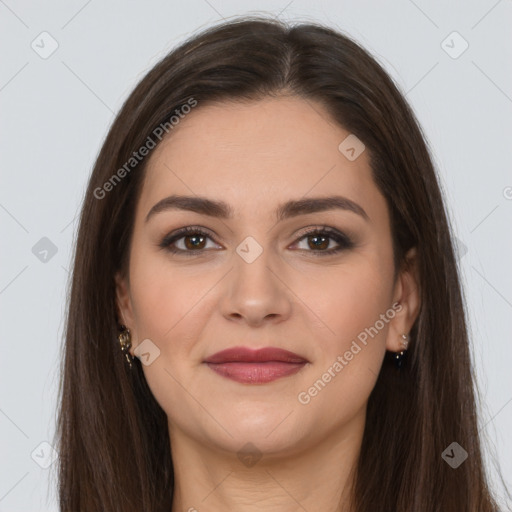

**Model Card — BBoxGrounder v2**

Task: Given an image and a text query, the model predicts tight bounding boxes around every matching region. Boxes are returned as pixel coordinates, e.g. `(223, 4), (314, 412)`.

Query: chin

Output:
(206, 429), (304, 462)
(209, 414), (306, 454)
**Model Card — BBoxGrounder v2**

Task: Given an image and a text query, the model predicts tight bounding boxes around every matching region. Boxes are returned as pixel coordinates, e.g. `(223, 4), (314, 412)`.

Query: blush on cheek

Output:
(316, 294), (393, 381)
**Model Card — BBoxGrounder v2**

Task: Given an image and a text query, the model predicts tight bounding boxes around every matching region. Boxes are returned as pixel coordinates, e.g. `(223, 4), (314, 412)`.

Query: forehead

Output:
(138, 96), (385, 223)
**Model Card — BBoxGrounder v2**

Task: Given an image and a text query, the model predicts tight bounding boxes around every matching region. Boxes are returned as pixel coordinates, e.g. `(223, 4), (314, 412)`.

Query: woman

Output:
(55, 16), (503, 511)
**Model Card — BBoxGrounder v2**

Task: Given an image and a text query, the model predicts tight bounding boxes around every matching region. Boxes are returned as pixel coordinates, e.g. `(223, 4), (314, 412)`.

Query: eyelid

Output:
(294, 224), (345, 239)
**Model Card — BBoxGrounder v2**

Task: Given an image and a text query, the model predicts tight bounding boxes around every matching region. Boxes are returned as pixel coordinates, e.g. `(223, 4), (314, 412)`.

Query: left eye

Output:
(291, 228), (354, 255)
(294, 231), (344, 252)
(160, 227), (353, 256)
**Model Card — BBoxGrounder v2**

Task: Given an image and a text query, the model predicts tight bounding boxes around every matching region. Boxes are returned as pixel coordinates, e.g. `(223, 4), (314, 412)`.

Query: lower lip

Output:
(205, 361), (306, 384)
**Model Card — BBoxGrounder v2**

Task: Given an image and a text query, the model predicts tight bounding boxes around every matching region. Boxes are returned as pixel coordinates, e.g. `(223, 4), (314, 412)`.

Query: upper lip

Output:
(203, 346), (308, 364)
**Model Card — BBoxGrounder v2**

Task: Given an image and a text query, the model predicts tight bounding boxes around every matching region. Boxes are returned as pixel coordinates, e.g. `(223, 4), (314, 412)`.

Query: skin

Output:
(115, 96), (420, 512)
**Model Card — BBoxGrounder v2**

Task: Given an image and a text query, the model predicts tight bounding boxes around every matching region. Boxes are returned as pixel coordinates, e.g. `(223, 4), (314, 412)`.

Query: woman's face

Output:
(116, 96), (419, 457)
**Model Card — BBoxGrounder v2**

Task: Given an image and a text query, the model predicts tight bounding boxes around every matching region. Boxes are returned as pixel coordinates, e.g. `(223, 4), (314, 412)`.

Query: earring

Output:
(394, 333), (409, 369)
(118, 325), (135, 370)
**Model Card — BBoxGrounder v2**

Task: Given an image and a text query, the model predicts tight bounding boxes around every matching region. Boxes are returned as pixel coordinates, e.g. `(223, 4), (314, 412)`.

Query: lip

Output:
(203, 346), (309, 384)
(204, 346), (308, 364)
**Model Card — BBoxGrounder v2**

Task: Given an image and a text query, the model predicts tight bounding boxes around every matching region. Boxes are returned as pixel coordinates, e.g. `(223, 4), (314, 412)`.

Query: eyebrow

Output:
(145, 194), (369, 223)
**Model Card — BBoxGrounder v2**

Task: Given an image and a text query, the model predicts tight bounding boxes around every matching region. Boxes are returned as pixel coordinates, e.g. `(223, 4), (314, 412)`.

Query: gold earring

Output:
(395, 333), (409, 369)
(118, 325), (135, 370)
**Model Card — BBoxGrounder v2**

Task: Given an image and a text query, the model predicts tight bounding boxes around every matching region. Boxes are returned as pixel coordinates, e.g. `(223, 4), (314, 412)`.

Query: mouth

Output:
(203, 346), (309, 384)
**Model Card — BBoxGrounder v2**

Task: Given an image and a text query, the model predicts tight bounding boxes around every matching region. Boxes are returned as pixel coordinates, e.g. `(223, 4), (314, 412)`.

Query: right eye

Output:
(159, 227), (222, 255)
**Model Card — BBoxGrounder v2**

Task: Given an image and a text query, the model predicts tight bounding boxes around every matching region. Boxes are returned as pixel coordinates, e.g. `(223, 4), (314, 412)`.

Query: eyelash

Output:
(159, 225), (354, 257)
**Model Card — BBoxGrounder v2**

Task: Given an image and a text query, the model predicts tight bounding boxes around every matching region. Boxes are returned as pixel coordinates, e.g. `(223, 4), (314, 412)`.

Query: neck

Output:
(168, 408), (365, 512)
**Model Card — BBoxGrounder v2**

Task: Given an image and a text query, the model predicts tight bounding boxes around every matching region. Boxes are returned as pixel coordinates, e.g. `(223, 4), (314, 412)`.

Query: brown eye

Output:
(306, 234), (330, 250)
(183, 233), (207, 250)
(292, 227), (354, 256)
(160, 227), (221, 255)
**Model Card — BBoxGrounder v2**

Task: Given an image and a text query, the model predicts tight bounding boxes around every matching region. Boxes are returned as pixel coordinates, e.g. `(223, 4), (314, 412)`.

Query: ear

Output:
(114, 271), (136, 357)
(385, 247), (421, 352)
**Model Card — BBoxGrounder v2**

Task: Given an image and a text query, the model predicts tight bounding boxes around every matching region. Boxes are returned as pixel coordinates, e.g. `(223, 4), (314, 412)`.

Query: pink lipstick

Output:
(203, 346), (308, 384)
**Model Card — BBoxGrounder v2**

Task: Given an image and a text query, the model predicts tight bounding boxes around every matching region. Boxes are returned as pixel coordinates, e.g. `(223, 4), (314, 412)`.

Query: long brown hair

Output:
(54, 15), (504, 511)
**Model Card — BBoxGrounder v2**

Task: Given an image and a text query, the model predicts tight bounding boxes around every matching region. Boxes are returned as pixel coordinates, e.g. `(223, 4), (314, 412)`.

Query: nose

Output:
(220, 246), (292, 327)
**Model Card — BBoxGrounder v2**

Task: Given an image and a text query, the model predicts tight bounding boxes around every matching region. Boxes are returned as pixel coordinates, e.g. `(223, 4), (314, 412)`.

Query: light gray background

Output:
(1, 1), (511, 510)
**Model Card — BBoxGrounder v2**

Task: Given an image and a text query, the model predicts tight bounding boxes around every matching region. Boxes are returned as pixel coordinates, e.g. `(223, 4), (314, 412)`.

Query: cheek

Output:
(129, 260), (207, 346)
(127, 255), (213, 417)
(294, 291), (388, 423)
(300, 257), (394, 407)
(313, 260), (393, 346)
(127, 244), (229, 386)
